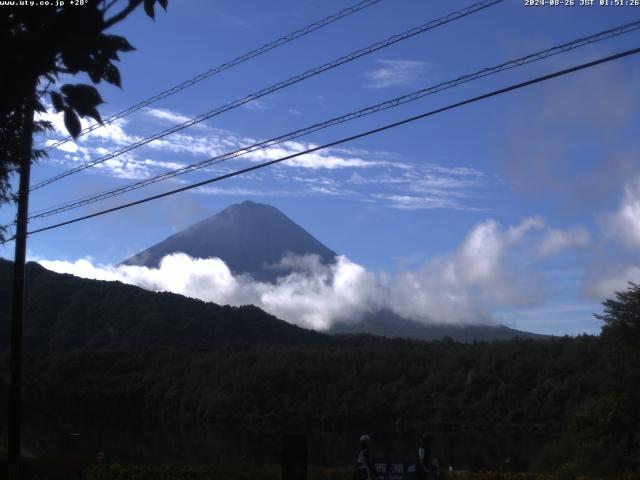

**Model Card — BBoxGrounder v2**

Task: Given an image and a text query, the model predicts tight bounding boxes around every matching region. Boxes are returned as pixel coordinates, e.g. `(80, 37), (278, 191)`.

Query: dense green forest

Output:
(0, 331), (636, 475)
(1, 336), (600, 429)
(1, 260), (639, 476)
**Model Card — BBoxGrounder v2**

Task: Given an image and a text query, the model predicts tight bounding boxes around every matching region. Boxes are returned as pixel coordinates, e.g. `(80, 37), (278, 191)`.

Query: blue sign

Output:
(374, 460), (415, 480)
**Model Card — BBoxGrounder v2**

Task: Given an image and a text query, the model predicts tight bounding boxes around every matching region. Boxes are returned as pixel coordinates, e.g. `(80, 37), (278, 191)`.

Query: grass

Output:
(4, 459), (640, 480)
(78, 465), (640, 480)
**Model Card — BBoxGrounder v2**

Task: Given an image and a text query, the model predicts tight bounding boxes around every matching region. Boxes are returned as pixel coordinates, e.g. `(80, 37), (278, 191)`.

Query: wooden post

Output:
(8, 79), (36, 480)
(282, 434), (307, 480)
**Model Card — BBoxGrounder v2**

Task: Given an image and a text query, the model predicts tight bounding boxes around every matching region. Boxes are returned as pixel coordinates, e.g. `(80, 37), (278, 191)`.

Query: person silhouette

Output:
(354, 434), (374, 480)
(416, 433), (432, 480)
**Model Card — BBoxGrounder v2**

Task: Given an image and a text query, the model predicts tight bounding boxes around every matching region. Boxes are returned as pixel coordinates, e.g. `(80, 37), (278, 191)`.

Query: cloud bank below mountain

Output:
(37, 217), (587, 331)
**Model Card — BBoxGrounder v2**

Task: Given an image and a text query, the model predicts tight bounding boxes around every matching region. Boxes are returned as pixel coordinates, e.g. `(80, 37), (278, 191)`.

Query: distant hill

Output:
(0, 259), (325, 351)
(330, 310), (548, 341)
(122, 200), (337, 282)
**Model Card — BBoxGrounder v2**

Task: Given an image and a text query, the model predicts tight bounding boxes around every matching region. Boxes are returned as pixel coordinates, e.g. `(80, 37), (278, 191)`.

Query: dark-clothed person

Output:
(354, 434), (374, 480)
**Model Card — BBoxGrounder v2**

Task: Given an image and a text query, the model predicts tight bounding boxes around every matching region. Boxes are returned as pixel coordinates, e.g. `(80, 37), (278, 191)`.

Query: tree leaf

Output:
(50, 91), (65, 112)
(100, 39), (120, 61)
(144, 0), (155, 19)
(33, 120), (54, 135)
(61, 84), (105, 123)
(86, 107), (103, 125)
(103, 64), (122, 88)
(106, 34), (136, 53)
(158, 0), (168, 11)
(34, 99), (47, 114)
(63, 107), (82, 138)
(87, 66), (103, 84)
(60, 47), (83, 74)
(61, 84), (104, 109)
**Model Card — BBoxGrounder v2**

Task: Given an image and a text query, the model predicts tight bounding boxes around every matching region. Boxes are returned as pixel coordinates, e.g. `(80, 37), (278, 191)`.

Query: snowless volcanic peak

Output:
(122, 201), (337, 282)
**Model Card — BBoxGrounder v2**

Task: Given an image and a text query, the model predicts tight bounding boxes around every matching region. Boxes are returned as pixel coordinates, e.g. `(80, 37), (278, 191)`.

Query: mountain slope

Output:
(122, 200), (336, 282)
(330, 310), (548, 341)
(0, 259), (326, 351)
(0, 258), (547, 348)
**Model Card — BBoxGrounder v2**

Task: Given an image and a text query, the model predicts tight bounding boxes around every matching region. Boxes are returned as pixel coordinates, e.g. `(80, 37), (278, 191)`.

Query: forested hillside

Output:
(0, 259), (325, 349)
(1, 258), (638, 475)
(0, 324), (635, 475)
(1, 335), (602, 429)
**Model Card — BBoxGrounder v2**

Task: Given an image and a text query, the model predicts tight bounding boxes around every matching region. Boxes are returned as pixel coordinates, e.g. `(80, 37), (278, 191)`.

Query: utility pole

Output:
(8, 79), (36, 480)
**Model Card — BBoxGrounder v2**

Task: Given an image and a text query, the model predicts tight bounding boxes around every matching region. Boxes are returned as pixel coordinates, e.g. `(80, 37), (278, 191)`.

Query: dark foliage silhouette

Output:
(0, 261), (638, 475)
(0, 0), (169, 238)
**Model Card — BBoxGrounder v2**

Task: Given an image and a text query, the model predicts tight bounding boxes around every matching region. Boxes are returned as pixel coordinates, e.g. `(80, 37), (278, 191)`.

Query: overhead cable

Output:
(7, 46), (635, 242)
(24, 20), (640, 221)
(42, 0), (386, 152)
(29, 0), (503, 191)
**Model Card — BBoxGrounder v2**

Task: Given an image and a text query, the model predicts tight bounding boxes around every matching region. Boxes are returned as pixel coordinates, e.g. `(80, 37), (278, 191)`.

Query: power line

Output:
(42, 0), (386, 152)
(23, 20), (640, 222)
(7, 46), (636, 242)
(33, 0), (501, 190)
(29, 0), (503, 192)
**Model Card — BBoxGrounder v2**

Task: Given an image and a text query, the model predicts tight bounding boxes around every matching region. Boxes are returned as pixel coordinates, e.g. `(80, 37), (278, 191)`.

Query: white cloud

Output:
(45, 139), (80, 153)
(145, 108), (193, 124)
(242, 99), (269, 110)
(604, 176), (640, 249)
(506, 216), (545, 243)
(37, 218), (547, 330)
(386, 218), (543, 323)
(364, 59), (432, 89)
(40, 106), (202, 153)
(351, 164), (489, 210)
(143, 158), (188, 171)
(39, 253), (380, 331)
(537, 227), (590, 257)
(146, 132), (225, 157)
(34, 105), (489, 210)
(581, 177), (640, 300)
(369, 193), (467, 210)
(584, 265), (640, 301)
(94, 156), (151, 180)
(349, 165), (486, 190)
(194, 186), (288, 197)
(257, 255), (382, 330)
(243, 140), (383, 169)
(37, 108), (138, 150)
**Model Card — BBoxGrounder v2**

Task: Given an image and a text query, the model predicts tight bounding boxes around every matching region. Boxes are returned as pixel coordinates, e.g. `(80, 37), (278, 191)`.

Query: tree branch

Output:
(103, 0), (143, 29)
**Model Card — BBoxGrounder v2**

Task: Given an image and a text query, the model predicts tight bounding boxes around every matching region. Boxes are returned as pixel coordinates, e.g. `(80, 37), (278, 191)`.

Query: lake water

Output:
(5, 420), (554, 472)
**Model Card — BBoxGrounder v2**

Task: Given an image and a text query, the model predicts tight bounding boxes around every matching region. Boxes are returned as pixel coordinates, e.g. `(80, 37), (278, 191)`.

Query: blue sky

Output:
(2, 0), (640, 335)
